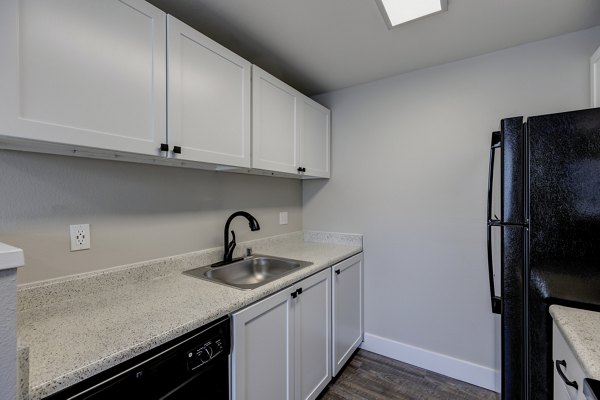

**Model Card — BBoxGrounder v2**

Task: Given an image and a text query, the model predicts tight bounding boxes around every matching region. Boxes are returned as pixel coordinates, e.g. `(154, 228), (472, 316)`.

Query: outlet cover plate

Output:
(70, 224), (91, 251)
(279, 212), (288, 225)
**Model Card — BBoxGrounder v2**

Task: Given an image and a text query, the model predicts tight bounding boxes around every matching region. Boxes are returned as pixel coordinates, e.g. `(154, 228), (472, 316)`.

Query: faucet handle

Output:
(225, 230), (237, 261)
(228, 230), (236, 248)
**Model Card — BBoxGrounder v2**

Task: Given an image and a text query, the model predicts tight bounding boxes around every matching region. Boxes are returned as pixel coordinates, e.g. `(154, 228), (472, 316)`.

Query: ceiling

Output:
(147, 0), (600, 96)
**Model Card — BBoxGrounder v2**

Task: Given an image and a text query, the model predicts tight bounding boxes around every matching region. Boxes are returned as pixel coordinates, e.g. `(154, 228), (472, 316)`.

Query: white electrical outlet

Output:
(70, 224), (91, 251)
(279, 212), (288, 225)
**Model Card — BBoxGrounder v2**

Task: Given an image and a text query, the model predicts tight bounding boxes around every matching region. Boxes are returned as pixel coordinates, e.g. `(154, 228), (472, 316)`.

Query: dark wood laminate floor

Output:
(318, 350), (500, 400)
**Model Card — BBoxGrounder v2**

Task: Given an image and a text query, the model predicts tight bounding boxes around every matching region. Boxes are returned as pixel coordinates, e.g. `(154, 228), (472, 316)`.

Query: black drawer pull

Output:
(335, 269), (341, 275)
(291, 291), (297, 299)
(173, 146), (182, 154)
(296, 288), (303, 296)
(160, 143), (169, 152)
(556, 360), (578, 390)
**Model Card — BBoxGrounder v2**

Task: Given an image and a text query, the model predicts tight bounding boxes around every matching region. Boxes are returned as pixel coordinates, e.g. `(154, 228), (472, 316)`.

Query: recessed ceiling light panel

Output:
(376, 0), (448, 28)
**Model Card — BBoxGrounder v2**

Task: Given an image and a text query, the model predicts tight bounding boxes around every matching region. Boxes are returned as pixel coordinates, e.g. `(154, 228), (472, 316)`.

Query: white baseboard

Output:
(360, 333), (501, 393)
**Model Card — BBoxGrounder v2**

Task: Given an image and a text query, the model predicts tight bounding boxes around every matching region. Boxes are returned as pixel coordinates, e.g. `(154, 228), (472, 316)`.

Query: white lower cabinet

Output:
(553, 322), (586, 400)
(294, 269), (332, 400)
(232, 268), (331, 400)
(232, 286), (294, 400)
(332, 253), (364, 376)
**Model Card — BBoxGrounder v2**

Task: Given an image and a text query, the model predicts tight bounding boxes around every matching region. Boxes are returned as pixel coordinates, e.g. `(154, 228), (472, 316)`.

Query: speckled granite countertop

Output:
(550, 305), (600, 380)
(17, 231), (362, 400)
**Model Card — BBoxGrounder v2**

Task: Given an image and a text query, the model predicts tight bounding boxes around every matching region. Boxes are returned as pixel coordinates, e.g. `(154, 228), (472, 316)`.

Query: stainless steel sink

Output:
(183, 255), (313, 290)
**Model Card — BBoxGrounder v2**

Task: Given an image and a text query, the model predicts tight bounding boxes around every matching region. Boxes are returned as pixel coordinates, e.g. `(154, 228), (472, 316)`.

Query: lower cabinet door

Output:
(232, 267), (334, 400)
(554, 368), (575, 400)
(332, 253), (364, 376)
(294, 268), (331, 400)
(553, 323), (586, 400)
(232, 288), (294, 400)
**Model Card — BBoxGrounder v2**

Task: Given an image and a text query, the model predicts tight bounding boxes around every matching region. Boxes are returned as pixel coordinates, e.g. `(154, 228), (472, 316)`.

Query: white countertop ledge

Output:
(17, 231), (362, 400)
(0, 242), (24, 270)
(550, 304), (600, 380)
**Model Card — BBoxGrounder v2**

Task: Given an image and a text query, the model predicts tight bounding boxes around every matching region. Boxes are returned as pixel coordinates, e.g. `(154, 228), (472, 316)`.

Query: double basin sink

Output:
(184, 255), (313, 290)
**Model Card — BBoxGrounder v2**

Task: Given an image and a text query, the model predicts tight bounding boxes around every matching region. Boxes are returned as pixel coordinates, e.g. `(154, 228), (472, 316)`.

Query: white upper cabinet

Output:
(0, 1), (328, 178)
(167, 16), (251, 167)
(0, 0), (166, 156)
(299, 98), (331, 178)
(252, 66), (330, 178)
(252, 65), (300, 174)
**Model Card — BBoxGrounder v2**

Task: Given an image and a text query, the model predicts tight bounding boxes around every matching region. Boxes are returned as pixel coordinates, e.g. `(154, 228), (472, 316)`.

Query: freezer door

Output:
(527, 107), (600, 400)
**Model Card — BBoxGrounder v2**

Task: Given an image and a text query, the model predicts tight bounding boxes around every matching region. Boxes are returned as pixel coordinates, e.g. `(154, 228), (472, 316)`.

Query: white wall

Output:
(304, 26), (600, 391)
(0, 151), (302, 283)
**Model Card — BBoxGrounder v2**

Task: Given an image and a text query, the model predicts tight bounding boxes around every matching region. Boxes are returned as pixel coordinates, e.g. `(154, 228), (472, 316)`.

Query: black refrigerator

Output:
(486, 107), (600, 400)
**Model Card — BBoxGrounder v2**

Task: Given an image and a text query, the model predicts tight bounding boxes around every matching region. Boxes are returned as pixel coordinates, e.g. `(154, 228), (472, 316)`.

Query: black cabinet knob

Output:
(160, 143), (169, 152)
(296, 288), (303, 296)
(335, 269), (341, 275)
(173, 146), (182, 154)
(291, 291), (297, 299)
(297, 167), (306, 173)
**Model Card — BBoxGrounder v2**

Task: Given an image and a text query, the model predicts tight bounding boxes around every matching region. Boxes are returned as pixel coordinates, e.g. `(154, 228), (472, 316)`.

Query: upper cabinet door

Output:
(252, 65), (300, 174)
(0, 0), (166, 155)
(299, 98), (331, 178)
(167, 16), (251, 167)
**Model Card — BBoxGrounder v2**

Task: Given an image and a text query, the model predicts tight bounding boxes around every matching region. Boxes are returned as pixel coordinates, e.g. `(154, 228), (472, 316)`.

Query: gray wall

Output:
(0, 151), (302, 283)
(304, 26), (600, 389)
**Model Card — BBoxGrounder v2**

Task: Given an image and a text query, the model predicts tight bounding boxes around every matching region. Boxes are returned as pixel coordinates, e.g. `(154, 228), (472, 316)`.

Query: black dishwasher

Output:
(46, 316), (230, 400)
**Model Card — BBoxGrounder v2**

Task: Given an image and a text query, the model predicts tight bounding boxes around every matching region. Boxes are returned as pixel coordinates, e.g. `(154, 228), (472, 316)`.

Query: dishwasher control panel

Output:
(187, 335), (225, 371)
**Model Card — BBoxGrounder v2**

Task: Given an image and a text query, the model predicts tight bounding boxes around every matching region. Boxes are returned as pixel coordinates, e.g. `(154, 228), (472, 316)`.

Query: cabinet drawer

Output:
(553, 323), (586, 400)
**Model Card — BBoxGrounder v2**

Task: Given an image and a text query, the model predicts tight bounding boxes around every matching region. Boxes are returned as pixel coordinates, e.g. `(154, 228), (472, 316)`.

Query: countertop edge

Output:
(0, 242), (24, 270)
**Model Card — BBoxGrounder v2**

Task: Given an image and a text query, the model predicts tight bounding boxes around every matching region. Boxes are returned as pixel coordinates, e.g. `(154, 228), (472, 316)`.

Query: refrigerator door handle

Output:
(488, 219), (528, 227)
(487, 131), (502, 315)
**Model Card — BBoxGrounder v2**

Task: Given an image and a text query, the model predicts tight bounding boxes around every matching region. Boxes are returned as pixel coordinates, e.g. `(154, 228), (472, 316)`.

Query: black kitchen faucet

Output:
(219, 211), (260, 266)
